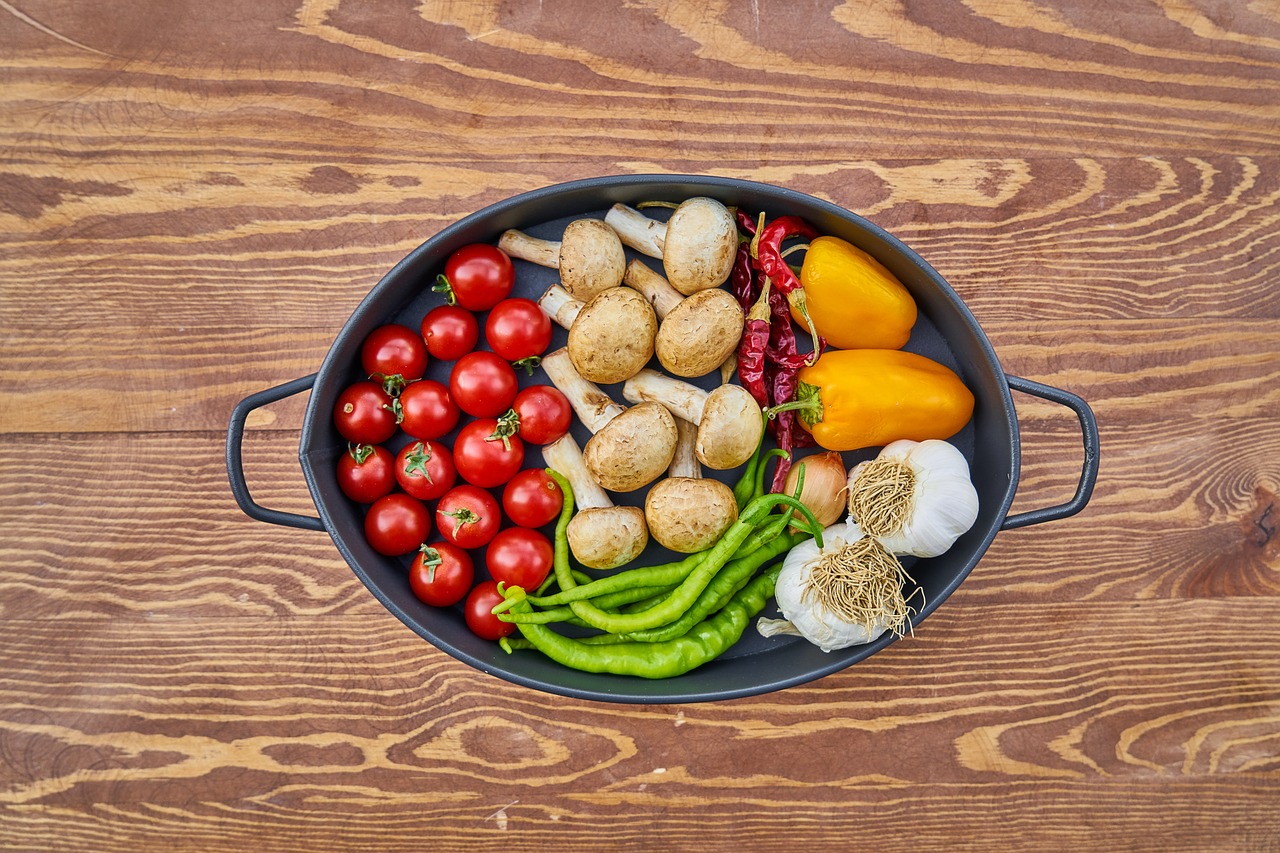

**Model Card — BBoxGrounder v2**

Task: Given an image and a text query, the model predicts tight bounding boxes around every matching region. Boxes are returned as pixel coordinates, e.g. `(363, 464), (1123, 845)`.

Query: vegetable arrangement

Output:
(333, 197), (984, 681)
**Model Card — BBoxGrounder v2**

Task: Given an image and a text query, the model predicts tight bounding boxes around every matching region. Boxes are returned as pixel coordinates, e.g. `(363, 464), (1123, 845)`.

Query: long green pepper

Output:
(501, 564), (784, 679)
(561, 491), (819, 635)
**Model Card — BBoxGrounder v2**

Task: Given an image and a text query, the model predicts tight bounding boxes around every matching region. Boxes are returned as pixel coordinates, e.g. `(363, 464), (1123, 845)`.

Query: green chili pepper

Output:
(563, 492), (819, 635)
(622, 530), (800, 643)
(501, 564), (783, 678)
(499, 583), (674, 625)
(517, 514), (778, 611)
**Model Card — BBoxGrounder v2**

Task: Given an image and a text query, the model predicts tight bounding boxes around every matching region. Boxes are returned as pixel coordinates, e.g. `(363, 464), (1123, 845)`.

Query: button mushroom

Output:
(536, 283), (657, 385)
(498, 219), (626, 303)
(541, 349), (677, 493)
(541, 432), (648, 570)
(621, 368), (763, 471)
(644, 416), (739, 553)
(604, 198), (738, 295)
(620, 259), (743, 378)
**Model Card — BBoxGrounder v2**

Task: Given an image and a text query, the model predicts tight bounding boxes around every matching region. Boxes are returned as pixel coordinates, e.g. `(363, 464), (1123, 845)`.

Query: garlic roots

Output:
(846, 439), (979, 558)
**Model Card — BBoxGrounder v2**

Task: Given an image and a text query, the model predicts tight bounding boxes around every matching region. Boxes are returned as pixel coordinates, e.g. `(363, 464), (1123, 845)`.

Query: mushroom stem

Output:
(537, 285), (583, 329)
(622, 368), (707, 424)
(541, 348), (625, 433)
(668, 417), (702, 479)
(541, 434), (611, 510)
(497, 229), (560, 268)
(604, 203), (666, 258)
(622, 259), (684, 319)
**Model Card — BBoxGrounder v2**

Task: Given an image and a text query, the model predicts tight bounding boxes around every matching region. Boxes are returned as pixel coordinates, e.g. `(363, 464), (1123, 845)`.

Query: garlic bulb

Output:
(757, 521), (911, 653)
(846, 439), (979, 558)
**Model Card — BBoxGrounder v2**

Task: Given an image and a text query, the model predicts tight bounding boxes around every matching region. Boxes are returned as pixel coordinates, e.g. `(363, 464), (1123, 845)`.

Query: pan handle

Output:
(1001, 375), (1099, 530)
(226, 374), (326, 531)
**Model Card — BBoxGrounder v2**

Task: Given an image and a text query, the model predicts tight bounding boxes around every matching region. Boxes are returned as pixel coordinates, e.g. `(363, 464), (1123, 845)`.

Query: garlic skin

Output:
(848, 439), (979, 558)
(757, 521), (891, 653)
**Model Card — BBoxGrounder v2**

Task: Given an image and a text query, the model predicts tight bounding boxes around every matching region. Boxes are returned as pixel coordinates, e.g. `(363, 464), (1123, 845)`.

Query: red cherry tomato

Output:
(398, 379), (459, 440)
(364, 493), (431, 556)
(333, 381), (399, 444)
(502, 469), (564, 528)
(435, 485), (502, 550)
(439, 244), (514, 312)
(420, 305), (479, 361)
(408, 542), (474, 607)
(394, 440), (457, 501)
(510, 385), (573, 445)
(485, 298), (552, 365)
(336, 444), (395, 504)
(361, 324), (428, 385)
(453, 419), (524, 488)
(449, 351), (519, 418)
(464, 580), (516, 641)
(485, 527), (554, 591)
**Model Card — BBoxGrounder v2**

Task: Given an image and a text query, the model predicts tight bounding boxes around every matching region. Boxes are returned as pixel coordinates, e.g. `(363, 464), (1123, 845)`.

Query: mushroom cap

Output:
(567, 507), (649, 570)
(645, 478), (738, 553)
(584, 402), (678, 492)
(559, 219), (626, 302)
(662, 198), (738, 295)
(567, 287), (658, 385)
(696, 384), (764, 470)
(655, 287), (744, 377)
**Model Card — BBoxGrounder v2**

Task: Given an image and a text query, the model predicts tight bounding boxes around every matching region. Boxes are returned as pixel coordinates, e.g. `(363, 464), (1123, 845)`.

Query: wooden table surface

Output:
(3, 1), (1278, 850)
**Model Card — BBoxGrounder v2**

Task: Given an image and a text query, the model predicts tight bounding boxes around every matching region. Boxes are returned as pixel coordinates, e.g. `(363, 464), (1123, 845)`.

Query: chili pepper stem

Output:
(786, 289), (823, 366)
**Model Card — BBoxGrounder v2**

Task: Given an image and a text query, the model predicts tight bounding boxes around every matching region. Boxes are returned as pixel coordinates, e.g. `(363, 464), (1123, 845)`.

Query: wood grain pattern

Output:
(2, 0), (1278, 850)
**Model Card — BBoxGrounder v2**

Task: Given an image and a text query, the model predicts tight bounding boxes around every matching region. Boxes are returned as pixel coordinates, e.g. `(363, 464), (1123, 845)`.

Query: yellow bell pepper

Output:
(771, 349), (974, 452)
(794, 236), (917, 350)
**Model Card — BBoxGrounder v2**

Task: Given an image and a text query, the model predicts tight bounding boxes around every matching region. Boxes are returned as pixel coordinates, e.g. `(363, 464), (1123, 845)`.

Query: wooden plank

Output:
(0, 605), (1275, 851)
(2, 157), (1277, 331)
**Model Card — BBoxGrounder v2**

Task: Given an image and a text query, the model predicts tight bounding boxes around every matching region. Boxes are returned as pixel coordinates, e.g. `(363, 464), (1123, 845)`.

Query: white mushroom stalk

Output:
(541, 349), (676, 492)
(497, 219), (626, 302)
(645, 417), (739, 553)
(603, 198), (737, 295)
(537, 284), (583, 329)
(621, 368), (762, 470)
(605, 204), (666, 258)
(541, 433), (648, 570)
(622, 259), (684, 319)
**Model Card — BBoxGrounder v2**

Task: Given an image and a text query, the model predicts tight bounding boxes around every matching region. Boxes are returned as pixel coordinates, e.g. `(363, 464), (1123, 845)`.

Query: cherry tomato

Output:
(485, 298), (552, 365)
(464, 580), (516, 641)
(439, 244), (514, 312)
(485, 527), (554, 591)
(398, 379), (459, 441)
(435, 485), (501, 550)
(364, 493), (430, 556)
(336, 444), (395, 504)
(502, 469), (564, 528)
(453, 419), (524, 488)
(510, 385), (573, 445)
(420, 305), (479, 361)
(394, 440), (456, 501)
(361, 324), (428, 385)
(408, 542), (474, 607)
(449, 351), (519, 418)
(333, 381), (399, 444)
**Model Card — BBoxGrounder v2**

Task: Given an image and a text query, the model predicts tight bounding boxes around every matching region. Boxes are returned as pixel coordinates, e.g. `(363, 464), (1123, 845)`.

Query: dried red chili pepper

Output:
(730, 240), (758, 311)
(736, 278), (772, 408)
(754, 215), (822, 362)
(735, 208), (758, 235)
(766, 284), (804, 492)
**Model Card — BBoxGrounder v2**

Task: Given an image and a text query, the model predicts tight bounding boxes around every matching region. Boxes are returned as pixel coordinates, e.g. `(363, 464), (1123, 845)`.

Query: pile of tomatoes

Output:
(330, 243), (573, 641)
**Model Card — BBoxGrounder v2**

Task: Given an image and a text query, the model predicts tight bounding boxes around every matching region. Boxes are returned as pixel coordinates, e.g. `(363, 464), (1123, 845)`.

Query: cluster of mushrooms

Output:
(497, 198), (763, 569)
